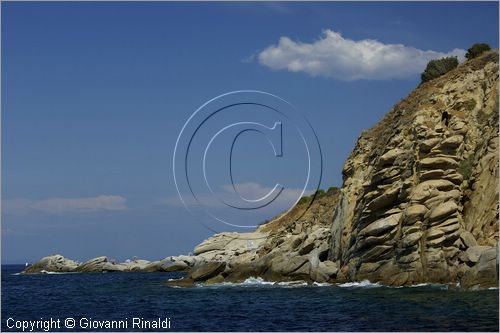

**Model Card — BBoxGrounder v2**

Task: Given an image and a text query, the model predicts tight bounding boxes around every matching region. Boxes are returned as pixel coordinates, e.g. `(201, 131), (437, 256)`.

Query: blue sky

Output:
(2, 1), (498, 263)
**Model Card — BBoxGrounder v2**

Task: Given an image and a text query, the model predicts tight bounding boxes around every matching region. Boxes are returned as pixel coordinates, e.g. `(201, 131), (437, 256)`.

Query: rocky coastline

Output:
(23, 51), (499, 290)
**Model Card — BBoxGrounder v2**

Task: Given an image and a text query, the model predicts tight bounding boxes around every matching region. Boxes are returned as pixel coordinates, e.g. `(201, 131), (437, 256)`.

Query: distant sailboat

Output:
(25, 262), (29, 267)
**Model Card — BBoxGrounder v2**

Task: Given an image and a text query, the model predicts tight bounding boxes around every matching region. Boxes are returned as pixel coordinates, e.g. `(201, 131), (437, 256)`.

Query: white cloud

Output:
(2, 195), (127, 215)
(258, 29), (466, 80)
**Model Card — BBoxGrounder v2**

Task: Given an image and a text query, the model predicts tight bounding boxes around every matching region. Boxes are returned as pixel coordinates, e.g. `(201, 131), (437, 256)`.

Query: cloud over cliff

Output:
(258, 29), (466, 80)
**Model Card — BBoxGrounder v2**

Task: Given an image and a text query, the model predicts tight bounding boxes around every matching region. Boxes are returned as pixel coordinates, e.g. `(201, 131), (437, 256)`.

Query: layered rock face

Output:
(329, 51), (499, 287)
(181, 51), (498, 288)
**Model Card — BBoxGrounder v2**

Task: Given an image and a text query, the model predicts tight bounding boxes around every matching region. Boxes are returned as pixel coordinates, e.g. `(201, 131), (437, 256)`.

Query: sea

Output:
(1, 265), (498, 331)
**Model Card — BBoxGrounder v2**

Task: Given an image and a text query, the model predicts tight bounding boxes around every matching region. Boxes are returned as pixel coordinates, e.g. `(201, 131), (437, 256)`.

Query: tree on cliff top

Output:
(465, 43), (491, 60)
(421, 56), (459, 83)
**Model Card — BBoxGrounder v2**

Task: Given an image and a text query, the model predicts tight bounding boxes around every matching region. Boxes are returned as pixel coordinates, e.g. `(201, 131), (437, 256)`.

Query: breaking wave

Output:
(337, 280), (382, 288)
(196, 277), (324, 288)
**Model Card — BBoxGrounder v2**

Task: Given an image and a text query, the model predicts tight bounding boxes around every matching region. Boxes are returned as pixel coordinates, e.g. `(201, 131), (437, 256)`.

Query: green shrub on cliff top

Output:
(421, 57), (459, 83)
(465, 43), (491, 60)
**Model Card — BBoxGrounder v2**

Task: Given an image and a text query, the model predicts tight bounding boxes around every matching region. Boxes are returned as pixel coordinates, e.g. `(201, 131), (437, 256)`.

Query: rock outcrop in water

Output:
(173, 50), (499, 289)
(23, 254), (197, 274)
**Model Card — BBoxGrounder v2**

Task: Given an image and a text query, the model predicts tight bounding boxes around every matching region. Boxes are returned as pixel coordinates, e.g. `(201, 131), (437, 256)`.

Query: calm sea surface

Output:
(2, 265), (498, 331)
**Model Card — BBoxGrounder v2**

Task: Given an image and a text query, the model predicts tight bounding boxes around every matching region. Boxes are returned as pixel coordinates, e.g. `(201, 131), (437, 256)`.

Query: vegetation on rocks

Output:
(466, 43), (491, 60)
(421, 56), (459, 83)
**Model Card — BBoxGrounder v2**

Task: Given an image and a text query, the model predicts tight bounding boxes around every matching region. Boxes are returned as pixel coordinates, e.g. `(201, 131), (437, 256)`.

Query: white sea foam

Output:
(337, 280), (382, 288)
(241, 277), (275, 285)
(40, 270), (77, 275)
(409, 283), (449, 290)
(313, 282), (332, 287)
(276, 280), (308, 287)
(195, 277), (315, 288)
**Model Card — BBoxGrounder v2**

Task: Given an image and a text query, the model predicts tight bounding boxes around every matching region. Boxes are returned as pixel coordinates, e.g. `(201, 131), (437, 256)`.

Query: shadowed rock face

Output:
(177, 51), (498, 288)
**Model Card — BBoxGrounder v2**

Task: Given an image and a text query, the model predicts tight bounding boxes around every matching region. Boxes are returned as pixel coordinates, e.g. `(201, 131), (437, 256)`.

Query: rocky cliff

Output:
(25, 51), (499, 289)
(329, 50), (499, 288)
(178, 50), (499, 288)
